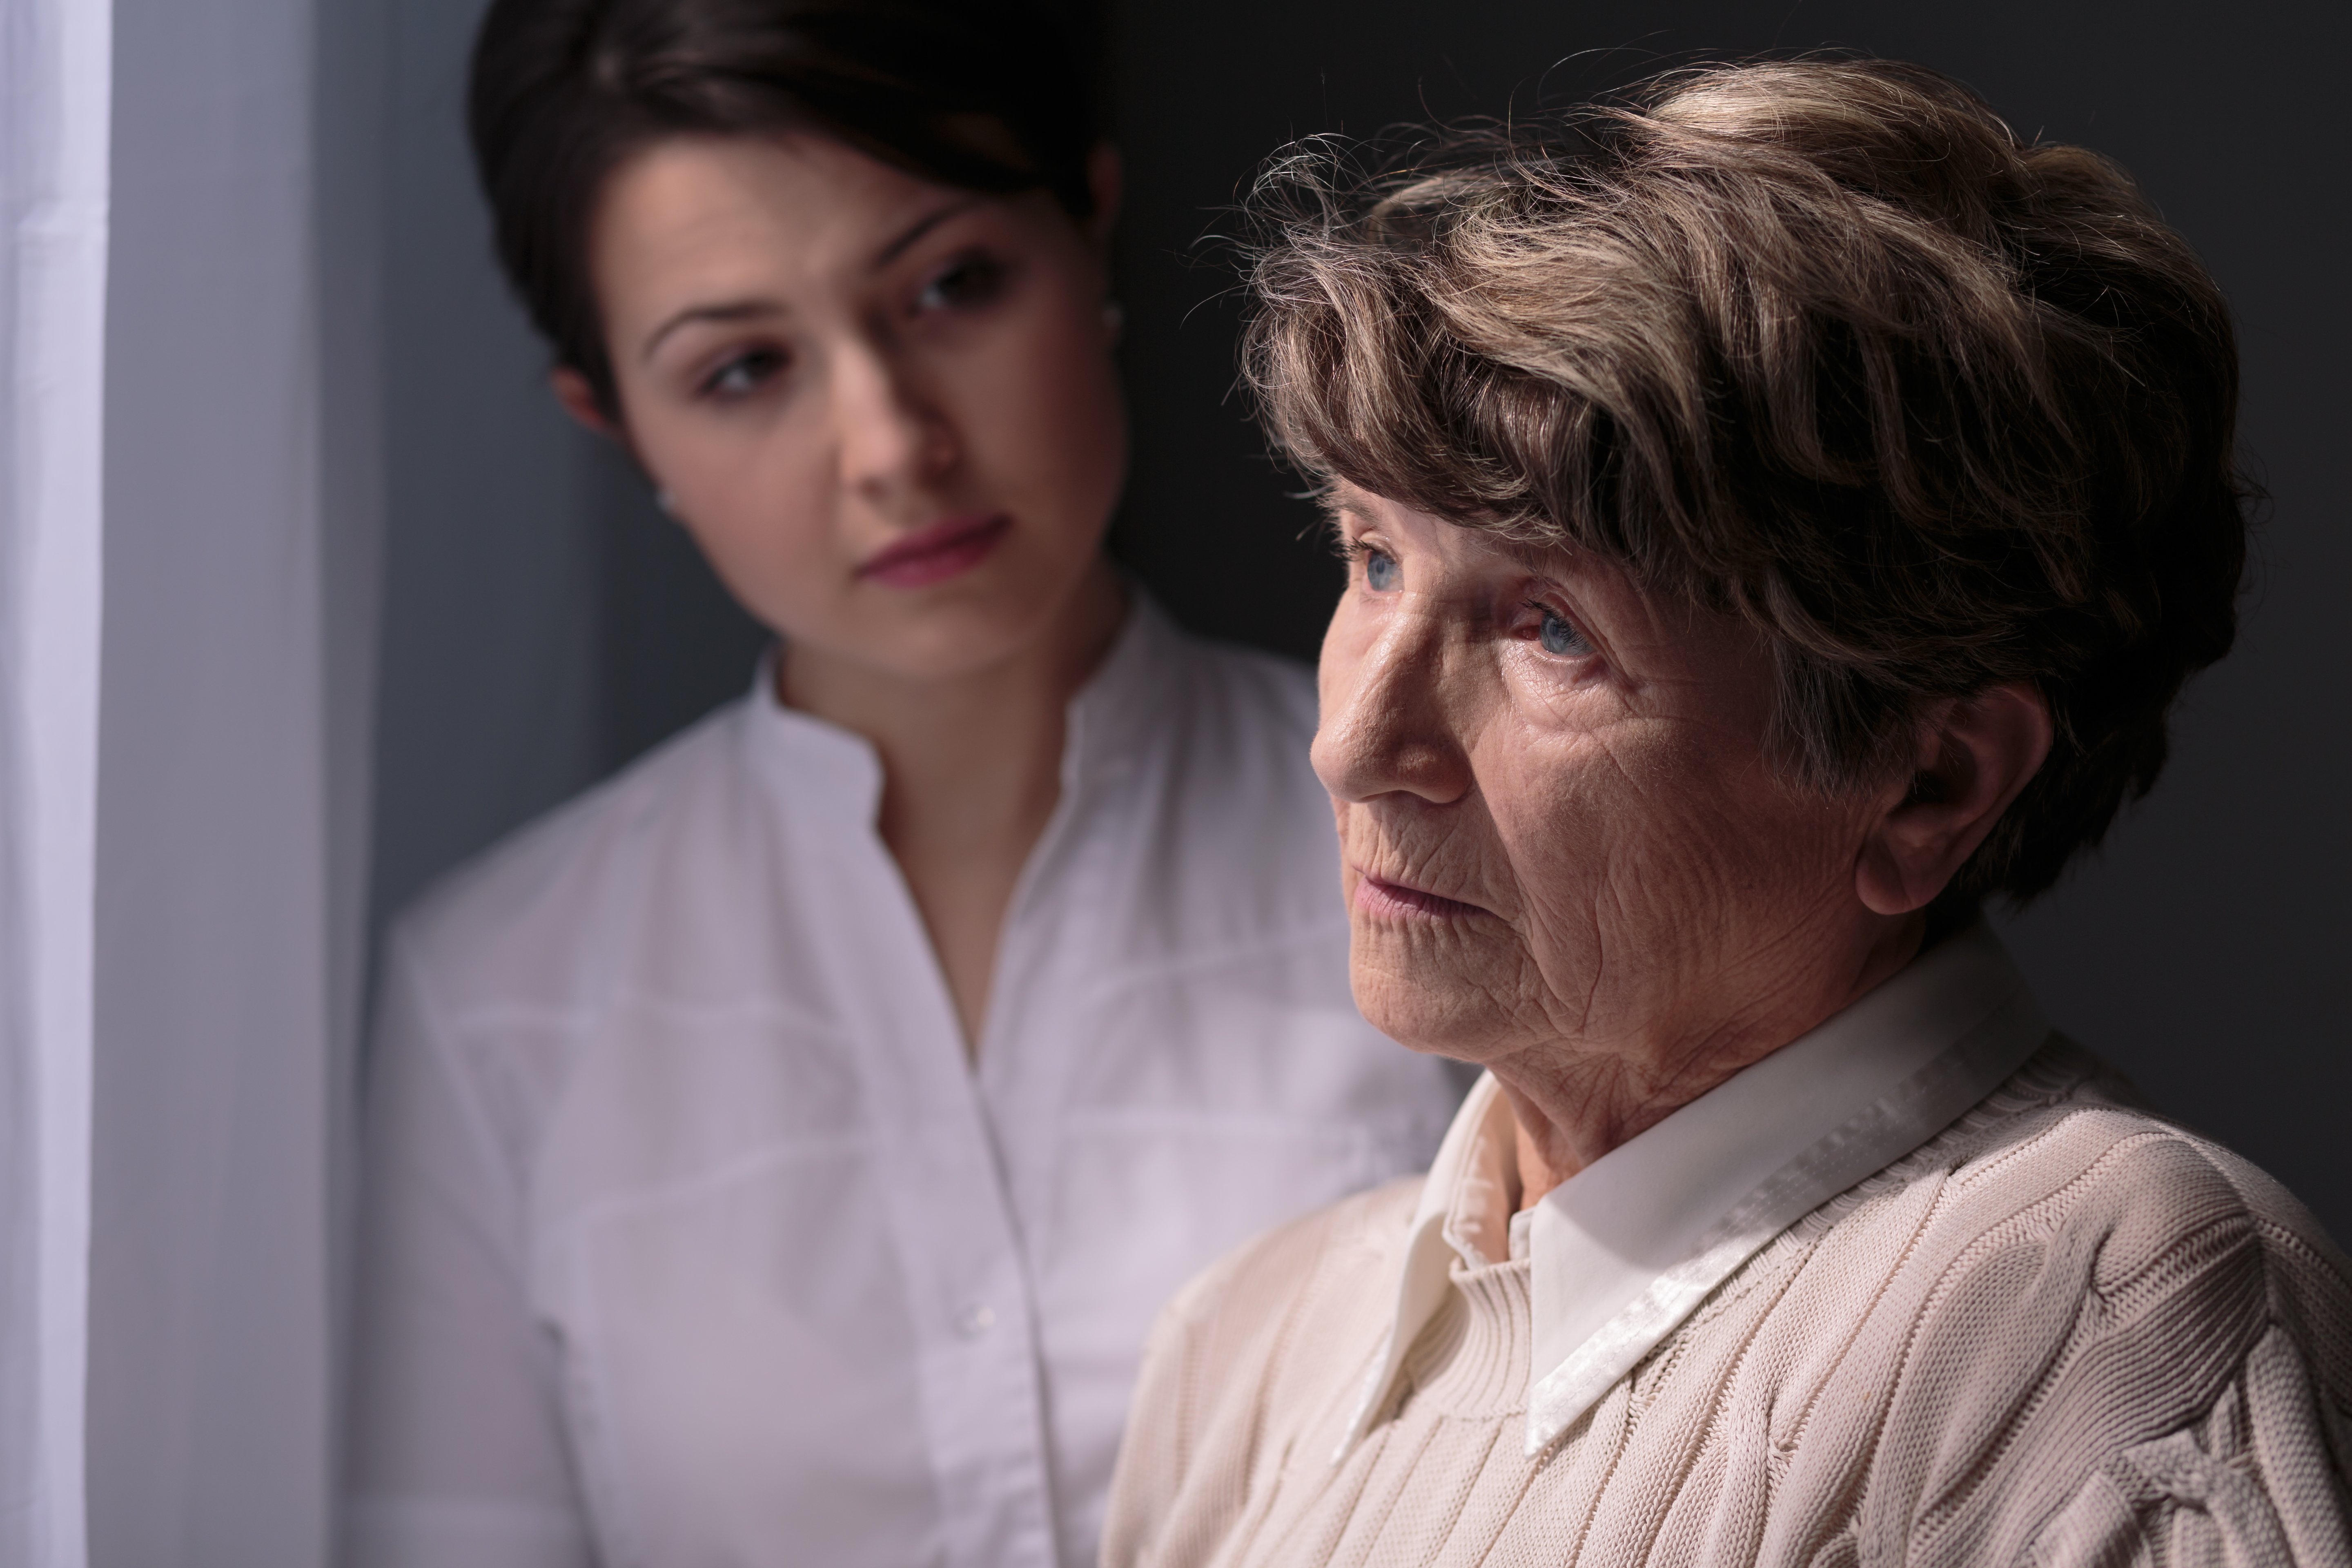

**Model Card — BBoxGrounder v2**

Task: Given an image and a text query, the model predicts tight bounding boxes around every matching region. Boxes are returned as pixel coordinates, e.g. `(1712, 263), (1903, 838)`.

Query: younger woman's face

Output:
(575, 133), (1127, 683)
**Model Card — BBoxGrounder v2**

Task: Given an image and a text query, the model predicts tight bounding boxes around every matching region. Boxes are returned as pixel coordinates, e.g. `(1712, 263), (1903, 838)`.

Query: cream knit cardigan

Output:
(1103, 1043), (2352, 1567)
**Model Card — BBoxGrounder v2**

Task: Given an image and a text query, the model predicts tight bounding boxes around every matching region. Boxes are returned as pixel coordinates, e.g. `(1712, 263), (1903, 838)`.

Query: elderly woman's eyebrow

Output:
(1493, 535), (1584, 580)
(1314, 482), (1370, 518)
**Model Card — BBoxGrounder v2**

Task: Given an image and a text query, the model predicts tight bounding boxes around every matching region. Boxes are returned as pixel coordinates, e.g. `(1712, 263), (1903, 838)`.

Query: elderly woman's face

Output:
(1314, 486), (1895, 1077)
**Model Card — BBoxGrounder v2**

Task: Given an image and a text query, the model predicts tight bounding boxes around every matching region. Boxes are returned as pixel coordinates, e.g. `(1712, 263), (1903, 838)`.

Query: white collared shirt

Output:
(347, 599), (1462, 1568)
(1348, 925), (2051, 1459)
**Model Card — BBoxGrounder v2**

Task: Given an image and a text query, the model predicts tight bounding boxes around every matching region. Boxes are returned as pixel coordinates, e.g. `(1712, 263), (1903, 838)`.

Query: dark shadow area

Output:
(586, 445), (773, 769)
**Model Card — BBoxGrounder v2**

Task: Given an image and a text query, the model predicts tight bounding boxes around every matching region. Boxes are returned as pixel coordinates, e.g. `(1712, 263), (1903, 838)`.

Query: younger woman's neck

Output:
(774, 559), (1128, 1049)
(777, 561), (1127, 799)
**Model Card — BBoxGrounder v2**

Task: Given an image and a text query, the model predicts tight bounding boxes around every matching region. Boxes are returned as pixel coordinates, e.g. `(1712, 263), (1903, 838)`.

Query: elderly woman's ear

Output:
(1853, 684), (2053, 916)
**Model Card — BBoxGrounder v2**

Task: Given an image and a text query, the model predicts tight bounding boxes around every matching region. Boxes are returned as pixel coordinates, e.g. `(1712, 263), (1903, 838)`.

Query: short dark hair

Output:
(1243, 59), (2250, 907)
(468, 0), (1101, 413)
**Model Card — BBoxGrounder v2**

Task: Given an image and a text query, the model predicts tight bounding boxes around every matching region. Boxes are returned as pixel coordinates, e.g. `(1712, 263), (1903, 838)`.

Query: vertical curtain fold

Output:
(84, 0), (381, 1561)
(0, 0), (113, 1563)
(5, 0), (381, 1560)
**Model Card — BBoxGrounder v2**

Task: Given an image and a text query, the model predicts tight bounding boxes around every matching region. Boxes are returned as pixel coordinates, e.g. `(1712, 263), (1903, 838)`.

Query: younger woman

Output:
(343, 2), (1459, 1564)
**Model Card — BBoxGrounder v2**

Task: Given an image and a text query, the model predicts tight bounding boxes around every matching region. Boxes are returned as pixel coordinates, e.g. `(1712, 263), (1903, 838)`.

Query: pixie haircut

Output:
(469, 0), (1100, 413)
(1245, 59), (2249, 906)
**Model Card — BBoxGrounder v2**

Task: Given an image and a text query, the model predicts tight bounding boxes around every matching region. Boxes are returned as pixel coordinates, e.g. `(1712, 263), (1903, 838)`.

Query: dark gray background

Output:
(371, 0), (2349, 1235)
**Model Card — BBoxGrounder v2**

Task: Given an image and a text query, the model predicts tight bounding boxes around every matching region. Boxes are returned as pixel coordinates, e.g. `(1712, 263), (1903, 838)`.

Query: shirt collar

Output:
(737, 587), (1182, 822)
(1059, 587), (1184, 792)
(1341, 924), (2050, 1461)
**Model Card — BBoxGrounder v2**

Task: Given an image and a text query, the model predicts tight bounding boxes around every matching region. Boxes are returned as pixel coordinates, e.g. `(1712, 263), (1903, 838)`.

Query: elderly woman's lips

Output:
(1356, 874), (1490, 920)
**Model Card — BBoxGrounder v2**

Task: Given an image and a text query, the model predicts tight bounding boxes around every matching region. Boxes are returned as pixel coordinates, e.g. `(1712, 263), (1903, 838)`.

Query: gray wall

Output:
(372, 0), (2350, 1233)
(369, 0), (768, 947)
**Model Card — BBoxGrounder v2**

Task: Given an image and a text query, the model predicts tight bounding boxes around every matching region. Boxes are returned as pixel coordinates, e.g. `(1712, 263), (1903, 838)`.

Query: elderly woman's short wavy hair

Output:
(1243, 58), (2250, 907)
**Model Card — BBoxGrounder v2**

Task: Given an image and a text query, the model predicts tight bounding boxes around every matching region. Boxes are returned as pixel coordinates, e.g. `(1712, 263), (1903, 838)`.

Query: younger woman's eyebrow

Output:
(641, 298), (783, 363)
(872, 195), (986, 268)
(637, 196), (987, 362)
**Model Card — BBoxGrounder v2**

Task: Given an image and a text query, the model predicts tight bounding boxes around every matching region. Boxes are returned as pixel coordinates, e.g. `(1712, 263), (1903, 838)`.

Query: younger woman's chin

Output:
(801, 596), (1084, 686)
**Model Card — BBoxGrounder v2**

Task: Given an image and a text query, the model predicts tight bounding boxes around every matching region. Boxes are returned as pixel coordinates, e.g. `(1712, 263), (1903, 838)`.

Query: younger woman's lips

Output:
(1355, 873), (1490, 921)
(856, 512), (1013, 588)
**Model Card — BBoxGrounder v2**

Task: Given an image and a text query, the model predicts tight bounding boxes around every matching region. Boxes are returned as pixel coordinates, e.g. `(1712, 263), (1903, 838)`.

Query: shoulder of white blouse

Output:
(386, 695), (755, 1002)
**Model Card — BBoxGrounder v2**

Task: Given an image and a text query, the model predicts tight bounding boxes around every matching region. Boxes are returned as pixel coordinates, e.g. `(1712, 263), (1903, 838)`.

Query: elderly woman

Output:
(1102, 60), (2352, 1568)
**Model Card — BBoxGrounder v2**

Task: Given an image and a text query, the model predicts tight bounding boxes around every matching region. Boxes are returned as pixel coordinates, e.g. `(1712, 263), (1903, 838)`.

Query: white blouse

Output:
(345, 599), (1462, 1568)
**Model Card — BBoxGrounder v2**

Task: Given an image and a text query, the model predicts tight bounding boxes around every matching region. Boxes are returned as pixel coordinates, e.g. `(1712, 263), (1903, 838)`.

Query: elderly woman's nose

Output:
(1312, 624), (1474, 806)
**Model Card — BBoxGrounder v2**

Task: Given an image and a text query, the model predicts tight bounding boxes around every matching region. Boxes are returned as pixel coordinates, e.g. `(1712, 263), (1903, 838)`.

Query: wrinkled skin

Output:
(1314, 485), (2051, 1198)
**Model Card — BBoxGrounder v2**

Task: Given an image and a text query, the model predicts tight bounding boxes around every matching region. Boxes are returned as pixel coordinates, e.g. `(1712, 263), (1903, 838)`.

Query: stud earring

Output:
(654, 488), (677, 518)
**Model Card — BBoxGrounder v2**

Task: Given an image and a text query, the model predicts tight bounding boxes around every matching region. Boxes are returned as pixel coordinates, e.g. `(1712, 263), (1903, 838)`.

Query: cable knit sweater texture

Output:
(1102, 1042), (2352, 1567)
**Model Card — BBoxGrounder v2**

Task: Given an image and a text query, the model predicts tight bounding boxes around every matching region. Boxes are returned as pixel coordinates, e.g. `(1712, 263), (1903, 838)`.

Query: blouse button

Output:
(956, 1303), (996, 1339)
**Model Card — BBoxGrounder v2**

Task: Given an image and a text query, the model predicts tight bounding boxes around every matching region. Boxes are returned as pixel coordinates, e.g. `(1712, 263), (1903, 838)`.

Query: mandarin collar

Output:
(737, 589), (1183, 824)
(1341, 925), (2051, 1461)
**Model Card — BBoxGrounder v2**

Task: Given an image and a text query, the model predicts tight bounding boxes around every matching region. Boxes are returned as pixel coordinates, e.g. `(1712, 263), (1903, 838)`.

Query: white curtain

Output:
(1, 0), (383, 1559)
(1, 0), (112, 1561)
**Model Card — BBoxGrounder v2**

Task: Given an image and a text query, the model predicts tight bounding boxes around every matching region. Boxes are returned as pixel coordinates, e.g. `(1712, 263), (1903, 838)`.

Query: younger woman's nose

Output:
(833, 343), (955, 500)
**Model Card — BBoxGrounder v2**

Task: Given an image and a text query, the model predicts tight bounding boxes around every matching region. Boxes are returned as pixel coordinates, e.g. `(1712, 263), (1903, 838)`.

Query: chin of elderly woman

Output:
(1102, 60), (2352, 1568)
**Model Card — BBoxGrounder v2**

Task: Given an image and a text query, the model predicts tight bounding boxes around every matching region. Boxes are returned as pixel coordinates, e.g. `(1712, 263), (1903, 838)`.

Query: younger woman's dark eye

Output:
(918, 254), (1006, 311)
(703, 347), (786, 399)
(1536, 604), (1592, 657)
(1365, 550), (1401, 591)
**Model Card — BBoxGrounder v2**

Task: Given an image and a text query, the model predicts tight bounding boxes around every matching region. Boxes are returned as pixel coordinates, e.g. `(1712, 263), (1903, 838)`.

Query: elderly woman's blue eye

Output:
(1365, 551), (1401, 591)
(1538, 607), (1589, 656)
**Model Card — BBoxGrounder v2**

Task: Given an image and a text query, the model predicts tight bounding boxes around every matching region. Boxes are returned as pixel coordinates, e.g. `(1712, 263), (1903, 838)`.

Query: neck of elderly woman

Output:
(1492, 910), (1929, 1206)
